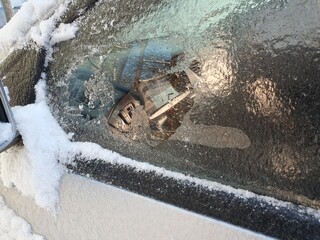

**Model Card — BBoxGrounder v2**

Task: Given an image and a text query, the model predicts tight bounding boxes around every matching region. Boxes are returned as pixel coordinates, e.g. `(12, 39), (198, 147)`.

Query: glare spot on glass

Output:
(271, 144), (303, 181)
(198, 46), (236, 98)
(245, 77), (293, 126)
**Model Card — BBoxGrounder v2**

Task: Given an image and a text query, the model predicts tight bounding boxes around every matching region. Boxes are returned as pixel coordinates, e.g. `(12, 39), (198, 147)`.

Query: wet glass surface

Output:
(48, 0), (320, 208)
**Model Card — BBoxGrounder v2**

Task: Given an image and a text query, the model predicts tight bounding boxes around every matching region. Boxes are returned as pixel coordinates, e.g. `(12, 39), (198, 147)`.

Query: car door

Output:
(1, 0), (319, 238)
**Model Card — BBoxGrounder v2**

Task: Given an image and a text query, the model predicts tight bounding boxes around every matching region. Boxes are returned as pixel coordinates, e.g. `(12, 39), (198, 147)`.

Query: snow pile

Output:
(0, 0), (68, 62)
(0, 81), (73, 211)
(0, 196), (44, 240)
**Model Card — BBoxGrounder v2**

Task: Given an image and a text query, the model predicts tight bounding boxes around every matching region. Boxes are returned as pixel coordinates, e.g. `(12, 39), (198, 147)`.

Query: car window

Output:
(47, 0), (320, 211)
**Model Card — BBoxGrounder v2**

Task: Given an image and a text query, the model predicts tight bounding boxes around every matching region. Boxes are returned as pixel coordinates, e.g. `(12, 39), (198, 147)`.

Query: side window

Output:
(48, 0), (320, 211)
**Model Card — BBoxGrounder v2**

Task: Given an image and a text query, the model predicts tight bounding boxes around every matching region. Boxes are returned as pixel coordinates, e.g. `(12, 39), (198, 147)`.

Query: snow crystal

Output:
(0, 196), (44, 240)
(50, 22), (79, 45)
(30, 18), (57, 47)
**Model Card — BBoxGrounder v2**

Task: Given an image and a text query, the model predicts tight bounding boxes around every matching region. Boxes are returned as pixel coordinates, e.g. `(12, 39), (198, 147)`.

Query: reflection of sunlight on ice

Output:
(198, 46), (236, 98)
(271, 144), (303, 181)
(246, 78), (283, 117)
(245, 77), (293, 126)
